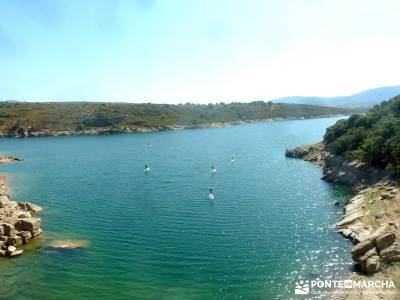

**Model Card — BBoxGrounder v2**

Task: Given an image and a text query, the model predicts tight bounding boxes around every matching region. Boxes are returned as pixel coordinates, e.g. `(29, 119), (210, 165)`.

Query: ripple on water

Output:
(0, 117), (353, 299)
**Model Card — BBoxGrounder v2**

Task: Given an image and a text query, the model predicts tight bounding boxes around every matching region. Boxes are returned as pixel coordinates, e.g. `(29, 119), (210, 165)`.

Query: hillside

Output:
(0, 101), (363, 137)
(323, 95), (400, 176)
(272, 86), (400, 106)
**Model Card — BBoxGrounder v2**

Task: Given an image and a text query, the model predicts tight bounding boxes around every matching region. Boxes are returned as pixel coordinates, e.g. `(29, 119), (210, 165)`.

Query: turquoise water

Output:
(0, 117), (353, 300)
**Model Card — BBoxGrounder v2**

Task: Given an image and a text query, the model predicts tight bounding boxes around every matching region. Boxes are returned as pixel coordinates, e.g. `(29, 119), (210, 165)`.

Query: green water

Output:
(0, 117), (353, 299)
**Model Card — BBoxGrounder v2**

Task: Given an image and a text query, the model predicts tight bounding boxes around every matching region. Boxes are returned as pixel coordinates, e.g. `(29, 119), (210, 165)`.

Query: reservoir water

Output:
(0, 117), (353, 299)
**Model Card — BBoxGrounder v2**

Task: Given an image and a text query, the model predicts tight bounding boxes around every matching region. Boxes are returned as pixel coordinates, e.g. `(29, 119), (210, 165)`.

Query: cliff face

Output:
(286, 143), (387, 189)
(0, 176), (42, 257)
(322, 152), (387, 189)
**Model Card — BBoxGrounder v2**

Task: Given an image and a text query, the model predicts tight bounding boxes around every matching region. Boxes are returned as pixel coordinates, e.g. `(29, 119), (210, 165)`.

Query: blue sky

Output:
(1, 0), (400, 103)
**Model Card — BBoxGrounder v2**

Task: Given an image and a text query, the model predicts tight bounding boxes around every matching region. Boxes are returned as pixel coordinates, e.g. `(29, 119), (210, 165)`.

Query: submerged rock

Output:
(48, 240), (89, 250)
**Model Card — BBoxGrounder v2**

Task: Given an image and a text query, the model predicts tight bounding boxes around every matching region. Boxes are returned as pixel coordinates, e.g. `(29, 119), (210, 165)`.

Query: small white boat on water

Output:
(144, 164), (150, 172)
(211, 165), (217, 173)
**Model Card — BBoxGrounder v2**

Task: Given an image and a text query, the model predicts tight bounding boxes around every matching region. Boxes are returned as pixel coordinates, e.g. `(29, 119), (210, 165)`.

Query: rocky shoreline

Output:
(0, 175), (42, 258)
(0, 114), (344, 138)
(286, 143), (400, 298)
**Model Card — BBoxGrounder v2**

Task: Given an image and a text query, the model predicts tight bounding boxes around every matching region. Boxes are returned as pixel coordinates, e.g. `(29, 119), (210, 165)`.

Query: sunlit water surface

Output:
(0, 117), (353, 299)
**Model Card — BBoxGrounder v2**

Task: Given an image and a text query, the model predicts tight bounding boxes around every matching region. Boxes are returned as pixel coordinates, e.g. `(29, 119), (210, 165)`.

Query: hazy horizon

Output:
(1, 84), (400, 105)
(2, 0), (400, 103)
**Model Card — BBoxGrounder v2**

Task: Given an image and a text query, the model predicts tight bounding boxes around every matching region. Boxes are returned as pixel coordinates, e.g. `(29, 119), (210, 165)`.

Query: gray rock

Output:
(381, 192), (390, 199)
(17, 212), (31, 219)
(351, 239), (376, 258)
(9, 249), (23, 257)
(30, 229), (42, 238)
(25, 202), (43, 213)
(336, 212), (363, 227)
(17, 231), (32, 244)
(376, 232), (396, 250)
(7, 245), (16, 253)
(6, 236), (22, 247)
(1, 223), (15, 236)
(14, 218), (41, 231)
(353, 247), (377, 263)
(365, 256), (380, 274)
(380, 244), (400, 262)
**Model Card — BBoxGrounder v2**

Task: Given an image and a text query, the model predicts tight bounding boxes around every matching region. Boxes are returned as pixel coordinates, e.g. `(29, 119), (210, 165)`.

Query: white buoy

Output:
(208, 189), (214, 200)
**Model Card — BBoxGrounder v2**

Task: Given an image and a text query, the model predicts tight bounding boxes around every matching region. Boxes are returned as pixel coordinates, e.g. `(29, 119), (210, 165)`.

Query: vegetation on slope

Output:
(0, 101), (363, 137)
(324, 95), (400, 175)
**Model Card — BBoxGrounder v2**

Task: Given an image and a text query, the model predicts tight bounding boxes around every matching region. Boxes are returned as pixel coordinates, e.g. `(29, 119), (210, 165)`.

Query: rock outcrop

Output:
(285, 143), (324, 167)
(286, 143), (400, 277)
(335, 181), (400, 275)
(0, 176), (42, 258)
(286, 143), (387, 188)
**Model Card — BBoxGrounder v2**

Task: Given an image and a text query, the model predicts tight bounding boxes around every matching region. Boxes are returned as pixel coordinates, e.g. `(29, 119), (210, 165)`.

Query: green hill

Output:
(0, 101), (363, 137)
(324, 95), (400, 175)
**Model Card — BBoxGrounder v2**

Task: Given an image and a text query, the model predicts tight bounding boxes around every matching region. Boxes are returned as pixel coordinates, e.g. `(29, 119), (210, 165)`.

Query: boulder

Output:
(354, 247), (378, 263)
(30, 229), (42, 238)
(17, 231), (32, 244)
(17, 202), (27, 210)
(365, 256), (380, 274)
(0, 240), (5, 249)
(0, 236), (8, 243)
(376, 232), (396, 250)
(6, 236), (22, 247)
(9, 249), (23, 257)
(0, 225), (4, 236)
(17, 212), (31, 219)
(351, 239), (376, 258)
(381, 192), (390, 199)
(7, 245), (16, 253)
(0, 250), (5, 256)
(25, 202), (43, 213)
(1, 223), (15, 236)
(14, 218), (41, 231)
(380, 244), (400, 262)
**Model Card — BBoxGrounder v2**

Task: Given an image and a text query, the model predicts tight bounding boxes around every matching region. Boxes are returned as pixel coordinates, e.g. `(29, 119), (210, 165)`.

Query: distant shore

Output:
(0, 114), (346, 138)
